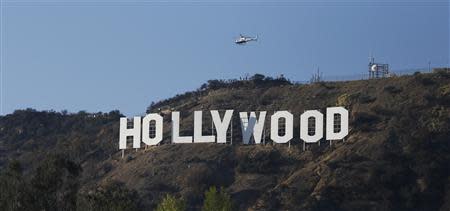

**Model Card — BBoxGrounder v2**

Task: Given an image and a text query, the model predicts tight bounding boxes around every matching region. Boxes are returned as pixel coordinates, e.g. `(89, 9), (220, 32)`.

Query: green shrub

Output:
(358, 94), (376, 104)
(353, 112), (379, 124)
(31, 155), (81, 211)
(420, 77), (436, 86)
(77, 181), (140, 211)
(372, 105), (395, 117)
(202, 186), (232, 211)
(0, 156), (82, 211)
(352, 112), (380, 132)
(0, 160), (29, 211)
(384, 85), (403, 94)
(156, 194), (186, 211)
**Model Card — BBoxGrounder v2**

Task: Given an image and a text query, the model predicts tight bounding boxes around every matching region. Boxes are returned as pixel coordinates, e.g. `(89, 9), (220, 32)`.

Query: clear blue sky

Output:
(1, 0), (449, 116)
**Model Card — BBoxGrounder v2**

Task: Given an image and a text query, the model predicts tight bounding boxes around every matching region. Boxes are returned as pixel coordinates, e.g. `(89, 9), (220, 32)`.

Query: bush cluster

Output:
(156, 186), (232, 211)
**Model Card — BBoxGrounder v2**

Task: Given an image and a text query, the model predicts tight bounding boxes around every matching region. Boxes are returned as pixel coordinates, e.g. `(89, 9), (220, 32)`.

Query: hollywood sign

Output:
(119, 107), (348, 149)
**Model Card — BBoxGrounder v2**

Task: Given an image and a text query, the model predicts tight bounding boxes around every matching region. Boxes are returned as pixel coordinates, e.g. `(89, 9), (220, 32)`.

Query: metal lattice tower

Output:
(369, 57), (390, 79)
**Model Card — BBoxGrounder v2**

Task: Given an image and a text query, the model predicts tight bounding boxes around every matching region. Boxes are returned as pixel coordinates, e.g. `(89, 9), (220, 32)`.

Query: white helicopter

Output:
(235, 34), (258, 45)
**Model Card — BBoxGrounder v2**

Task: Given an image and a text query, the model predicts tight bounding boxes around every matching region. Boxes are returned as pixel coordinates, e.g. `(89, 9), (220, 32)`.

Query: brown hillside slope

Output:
(0, 71), (449, 210)
(101, 72), (450, 210)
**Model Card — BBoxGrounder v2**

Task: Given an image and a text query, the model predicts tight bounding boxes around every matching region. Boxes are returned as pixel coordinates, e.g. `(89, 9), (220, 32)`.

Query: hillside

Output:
(0, 71), (449, 211)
